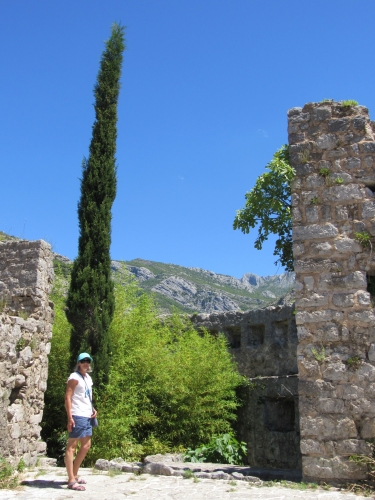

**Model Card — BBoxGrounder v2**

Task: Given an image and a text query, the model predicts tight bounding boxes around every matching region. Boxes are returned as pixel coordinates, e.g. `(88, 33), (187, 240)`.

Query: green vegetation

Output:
(183, 469), (194, 479)
(0, 457), (18, 489)
(310, 197), (320, 205)
(311, 346), (326, 363)
(263, 480), (319, 490)
(17, 458), (26, 473)
(318, 167), (330, 178)
(15, 338), (27, 351)
(43, 272), (245, 465)
(67, 24), (126, 387)
(183, 433), (247, 465)
(341, 100), (358, 107)
(233, 145), (295, 271)
(334, 177), (344, 185)
(355, 231), (372, 249)
(347, 356), (362, 371)
(299, 149), (310, 164)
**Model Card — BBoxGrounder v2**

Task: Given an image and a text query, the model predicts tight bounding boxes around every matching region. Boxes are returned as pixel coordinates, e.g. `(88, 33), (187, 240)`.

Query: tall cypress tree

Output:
(67, 23), (125, 388)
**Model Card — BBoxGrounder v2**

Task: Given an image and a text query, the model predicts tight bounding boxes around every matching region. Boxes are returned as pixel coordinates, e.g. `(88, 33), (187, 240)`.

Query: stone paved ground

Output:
(0, 467), (371, 500)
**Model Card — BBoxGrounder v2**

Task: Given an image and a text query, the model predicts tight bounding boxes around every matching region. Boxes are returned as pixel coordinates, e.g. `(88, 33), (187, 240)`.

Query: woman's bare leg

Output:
(73, 436), (92, 478)
(65, 438), (79, 484)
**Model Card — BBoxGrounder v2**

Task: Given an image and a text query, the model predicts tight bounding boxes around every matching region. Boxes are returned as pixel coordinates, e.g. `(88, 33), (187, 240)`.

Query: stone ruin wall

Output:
(191, 303), (301, 472)
(0, 239), (54, 466)
(1, 102), (375, 484)
(289, 102), (375, 483)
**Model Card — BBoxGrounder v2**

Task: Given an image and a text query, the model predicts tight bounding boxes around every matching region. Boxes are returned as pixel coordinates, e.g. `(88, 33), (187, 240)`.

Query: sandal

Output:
(68, 481), (85, 491)
(75, 477), (87, 484)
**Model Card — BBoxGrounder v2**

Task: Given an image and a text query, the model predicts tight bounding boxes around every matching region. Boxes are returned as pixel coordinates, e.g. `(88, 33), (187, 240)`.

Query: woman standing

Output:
(64, 352), (97, 491)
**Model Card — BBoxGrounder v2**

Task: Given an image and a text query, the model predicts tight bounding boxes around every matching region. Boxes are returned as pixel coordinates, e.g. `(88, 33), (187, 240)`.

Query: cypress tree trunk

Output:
(66, 24), (125, 388)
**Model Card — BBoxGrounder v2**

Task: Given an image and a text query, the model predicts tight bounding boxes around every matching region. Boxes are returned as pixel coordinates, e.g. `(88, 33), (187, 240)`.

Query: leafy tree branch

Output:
(233, 145), (295, 272)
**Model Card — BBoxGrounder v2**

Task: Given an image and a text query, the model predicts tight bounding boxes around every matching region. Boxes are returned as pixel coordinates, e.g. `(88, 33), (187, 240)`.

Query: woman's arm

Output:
(65, 379), (78, 432)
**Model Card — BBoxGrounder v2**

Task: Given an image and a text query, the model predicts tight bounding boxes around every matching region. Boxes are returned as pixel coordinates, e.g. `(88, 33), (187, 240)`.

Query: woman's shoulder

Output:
(68, 372), (81, 382)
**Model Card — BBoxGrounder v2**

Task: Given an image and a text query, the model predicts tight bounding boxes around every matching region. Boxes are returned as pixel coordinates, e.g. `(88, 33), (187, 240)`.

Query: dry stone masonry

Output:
(0, 239), (54, 465)
(191, 302), (301, 472)
(289, 101), (375, 483)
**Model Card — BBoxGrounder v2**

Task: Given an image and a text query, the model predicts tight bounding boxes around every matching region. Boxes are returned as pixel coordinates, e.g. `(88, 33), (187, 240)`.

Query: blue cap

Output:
(77, 352), (93, 362)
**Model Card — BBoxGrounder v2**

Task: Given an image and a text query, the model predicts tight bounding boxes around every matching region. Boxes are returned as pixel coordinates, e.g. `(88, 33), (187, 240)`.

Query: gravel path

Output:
(0, 467), (371, 500)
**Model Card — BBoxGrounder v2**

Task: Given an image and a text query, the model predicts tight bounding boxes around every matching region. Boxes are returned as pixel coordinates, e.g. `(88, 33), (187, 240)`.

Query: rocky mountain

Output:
(113, 258), (295, 314)
(1, 232), (294, 315)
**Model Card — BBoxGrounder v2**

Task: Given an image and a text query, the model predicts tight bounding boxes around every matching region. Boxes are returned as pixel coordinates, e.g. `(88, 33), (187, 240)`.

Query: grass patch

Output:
(355, 231), (372, 249)
(311, 346), (326, 363)
(341, 100), (358, 107)
(0, 457), (18, 489)
(347, 356), (362, 371)
(108, 468), (122, 477)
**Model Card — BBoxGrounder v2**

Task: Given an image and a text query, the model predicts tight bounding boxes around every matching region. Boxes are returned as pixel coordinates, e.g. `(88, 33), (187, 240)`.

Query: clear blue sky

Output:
(1, 0), (374, 278)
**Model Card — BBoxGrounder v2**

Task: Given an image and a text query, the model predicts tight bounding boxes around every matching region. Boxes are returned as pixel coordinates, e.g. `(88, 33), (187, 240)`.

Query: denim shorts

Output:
(69, 416), (93, 439)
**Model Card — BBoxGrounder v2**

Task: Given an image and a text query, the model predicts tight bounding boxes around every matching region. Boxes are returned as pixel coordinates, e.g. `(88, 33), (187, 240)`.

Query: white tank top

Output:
(68, 372), (93, 418)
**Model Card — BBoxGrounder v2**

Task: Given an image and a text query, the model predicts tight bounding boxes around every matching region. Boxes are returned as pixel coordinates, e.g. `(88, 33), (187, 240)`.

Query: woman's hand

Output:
(67, 416), (75, 432)
(91, 408), (98, 418)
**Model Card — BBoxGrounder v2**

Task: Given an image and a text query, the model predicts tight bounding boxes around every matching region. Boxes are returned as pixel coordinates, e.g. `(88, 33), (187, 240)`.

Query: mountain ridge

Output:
(1, 232), (294, 315)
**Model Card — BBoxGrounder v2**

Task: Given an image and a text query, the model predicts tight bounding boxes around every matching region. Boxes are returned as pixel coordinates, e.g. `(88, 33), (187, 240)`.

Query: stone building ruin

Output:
(290, 101), (375, 483)
(1, 101), (375, 484)
(0, 240), (54, 465)
(195, 101), (375, 484)
(191, 301), (301, 473)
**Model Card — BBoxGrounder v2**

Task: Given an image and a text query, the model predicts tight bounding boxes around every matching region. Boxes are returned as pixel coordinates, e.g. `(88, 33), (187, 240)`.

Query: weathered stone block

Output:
(287, 107), (303, 117)
(355, 291), (371, 306)
(339, 384), (364, 400)
(368, 344), (375, 362)
(352, 116), (366, 130)
(289, 112), (310, 123)
(309, 242), (332, 256)
(312, 107), (332, 121)
(300, 416), (356, 440)
(362, 200), (375, 219)
(316, 134), (337, 150)
(328, 118), (350, 133)
(360, 141), (375, 153)
(143, 462), (174, 476)
(294, 259), (333, 273)
(321, 360), (348, 382)
(306, 206), (319, 223)
(300, 439), (324, 456)
(296, 310), (343, 324)
(319, 271), (366, 290)
(347, 310), (375, 323)
(318, 398), (344, 414)
(333, 237), (361, 254)
(302, 456), (367, 481)
(306, 174), (325, 189)
(293, 223), (338, 241)
(332, 293), (355, 307)
(296, 293), (328, 308)
(360, 418), (375, 439)
(323, 184), (364, 203)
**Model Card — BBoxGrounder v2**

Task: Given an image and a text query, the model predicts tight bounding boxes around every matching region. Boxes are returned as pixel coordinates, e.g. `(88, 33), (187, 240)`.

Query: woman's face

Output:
(79, 358), (91, 372)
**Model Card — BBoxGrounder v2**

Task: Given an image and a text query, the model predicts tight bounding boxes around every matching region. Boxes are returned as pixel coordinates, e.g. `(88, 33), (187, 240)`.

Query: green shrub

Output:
(16, 458), (26, 473)
(0, 457), (18, 489)
(183, 433), (247, 465)
(341, 100), (358, 107)
(88, 277), (244, 463)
